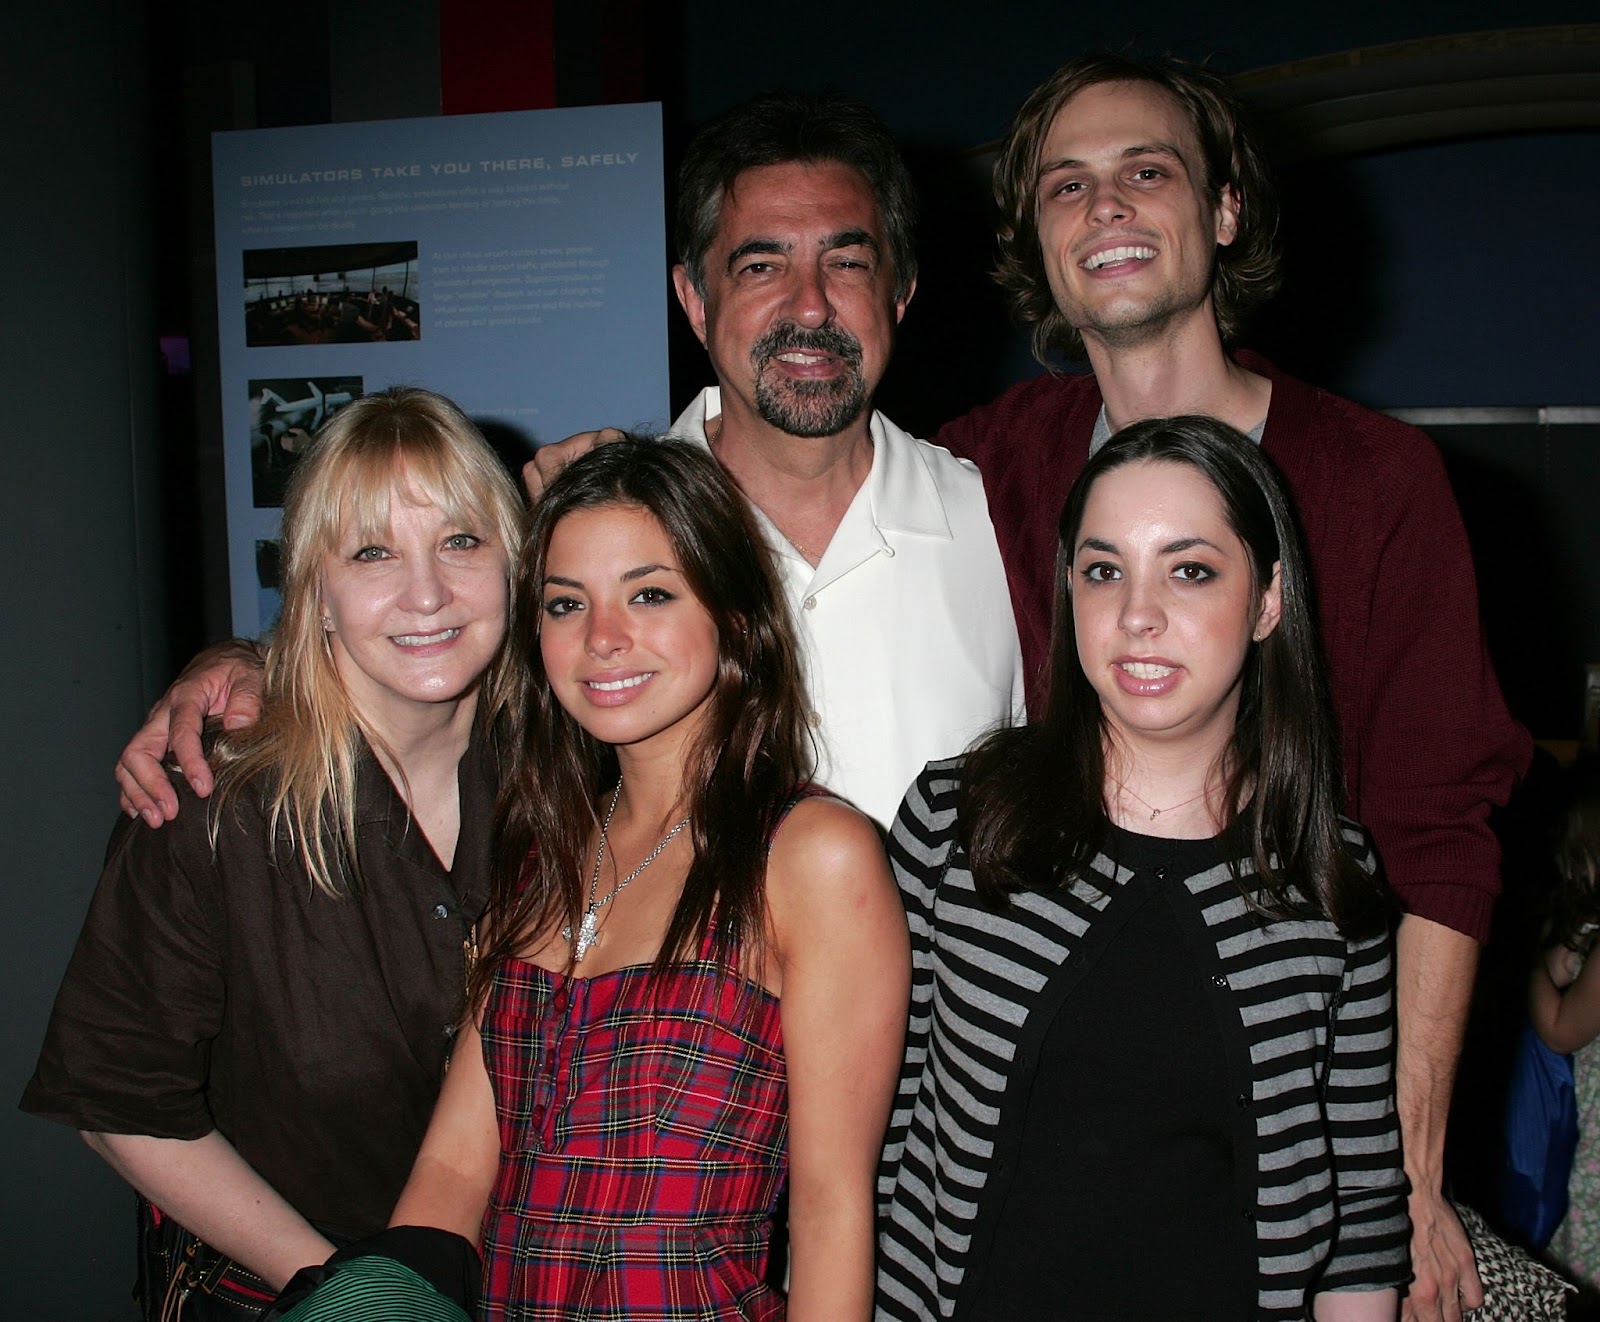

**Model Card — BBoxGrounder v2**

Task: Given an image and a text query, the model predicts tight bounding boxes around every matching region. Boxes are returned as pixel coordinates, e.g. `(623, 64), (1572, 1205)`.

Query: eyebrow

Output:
(1038, 141), (1188, 179)
(543, 563), (678, 590)
(724, 229), (880, 274)
(824, 228), (880, 254)
(725, 239), (788, 274)
(1076, 535), (1222, 555)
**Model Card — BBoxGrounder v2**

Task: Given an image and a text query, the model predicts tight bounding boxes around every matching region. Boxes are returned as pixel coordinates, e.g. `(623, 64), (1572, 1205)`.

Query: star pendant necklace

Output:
(563, 781), (690, 961)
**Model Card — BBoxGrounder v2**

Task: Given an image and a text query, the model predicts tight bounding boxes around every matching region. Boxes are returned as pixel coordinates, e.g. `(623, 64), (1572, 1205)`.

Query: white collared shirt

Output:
(671, 388), (1024, 829)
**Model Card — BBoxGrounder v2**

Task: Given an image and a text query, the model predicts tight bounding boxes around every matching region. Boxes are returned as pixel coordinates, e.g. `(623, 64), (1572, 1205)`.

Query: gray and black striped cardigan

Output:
(875, 759), (1410, 1321)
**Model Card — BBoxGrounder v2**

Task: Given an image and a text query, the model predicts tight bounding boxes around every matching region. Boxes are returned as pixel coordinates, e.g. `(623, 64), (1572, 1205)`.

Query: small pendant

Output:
(563, 910), (600, 961)
(1150, 806), (1160, 821)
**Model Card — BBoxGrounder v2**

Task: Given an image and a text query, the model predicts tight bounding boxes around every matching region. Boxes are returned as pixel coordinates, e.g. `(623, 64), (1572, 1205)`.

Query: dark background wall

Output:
(5, 1), (1595, 1313)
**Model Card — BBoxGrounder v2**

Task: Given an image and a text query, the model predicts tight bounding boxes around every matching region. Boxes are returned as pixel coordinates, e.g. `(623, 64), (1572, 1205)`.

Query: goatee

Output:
(750, 323), (868, 438)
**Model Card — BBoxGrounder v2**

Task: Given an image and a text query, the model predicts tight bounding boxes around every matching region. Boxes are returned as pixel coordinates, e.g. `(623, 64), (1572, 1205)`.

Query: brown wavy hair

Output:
(469, 438), (812, 1009)
(992, 53), (1281, 365)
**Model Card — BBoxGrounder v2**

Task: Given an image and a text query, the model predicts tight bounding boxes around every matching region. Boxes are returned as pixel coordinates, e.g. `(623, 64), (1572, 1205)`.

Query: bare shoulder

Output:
(764, 796), (907, 999)
(764, 797), (902, 941)
(769, 795), (886, 877)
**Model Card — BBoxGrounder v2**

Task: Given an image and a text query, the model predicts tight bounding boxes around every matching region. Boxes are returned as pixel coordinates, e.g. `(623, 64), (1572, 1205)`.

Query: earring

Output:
(321, 616), (333, 631)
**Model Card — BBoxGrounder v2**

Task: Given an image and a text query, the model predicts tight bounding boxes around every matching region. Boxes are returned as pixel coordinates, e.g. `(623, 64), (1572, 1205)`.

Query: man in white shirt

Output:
(651, 92), (1022, 825)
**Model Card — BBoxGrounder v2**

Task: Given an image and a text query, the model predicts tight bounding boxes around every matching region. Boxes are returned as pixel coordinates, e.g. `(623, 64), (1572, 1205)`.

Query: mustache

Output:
(750, 323), (863, 367)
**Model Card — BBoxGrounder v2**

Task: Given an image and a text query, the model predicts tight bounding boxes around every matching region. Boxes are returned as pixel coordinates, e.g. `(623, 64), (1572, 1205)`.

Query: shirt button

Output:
(1212, 973), (1228, 989)
(807, 709), (822, 728)
(1153, 866), (1168, 881)
(1236, 1093), (1251, 1109)
(803, 595), (817, 610)
(433, 903), (450, 919)
(1241, 1209), (1255, 1222)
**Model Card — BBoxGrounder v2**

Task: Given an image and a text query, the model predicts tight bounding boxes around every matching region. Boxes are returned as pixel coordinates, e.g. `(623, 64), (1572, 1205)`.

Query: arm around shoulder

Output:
(765, 796), (910, 1322)
(116, 638), (266, 824)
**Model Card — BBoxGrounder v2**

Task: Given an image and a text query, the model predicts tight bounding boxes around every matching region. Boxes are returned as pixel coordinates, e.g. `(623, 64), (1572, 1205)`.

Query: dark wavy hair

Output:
(962, 416), (1388, 938)
(992, 53), (1282, 365)
(675, 89), (918, 302)
(1544, 757), (1600, 957)
(469, 438), (813, 1008)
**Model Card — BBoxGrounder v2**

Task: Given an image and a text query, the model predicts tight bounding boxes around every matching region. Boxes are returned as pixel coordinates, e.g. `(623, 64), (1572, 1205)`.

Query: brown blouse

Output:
(21, 729), (495, 1241)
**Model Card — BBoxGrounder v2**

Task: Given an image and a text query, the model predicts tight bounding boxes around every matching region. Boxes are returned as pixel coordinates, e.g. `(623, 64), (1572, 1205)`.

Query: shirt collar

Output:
(669, 387), (953, 542)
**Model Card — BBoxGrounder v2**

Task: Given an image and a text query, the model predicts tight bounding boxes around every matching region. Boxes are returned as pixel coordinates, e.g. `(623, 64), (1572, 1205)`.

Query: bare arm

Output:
(115, 639), (265, 825)
(1395, 916), (1482, 1322)
(766, 798), (910, 1322)
(389, 1021), (501, 1244)
(84, 1129), (332, 1289)
(1530, 941), (1600, 1055)
(1317, 1290), (1400, 1321)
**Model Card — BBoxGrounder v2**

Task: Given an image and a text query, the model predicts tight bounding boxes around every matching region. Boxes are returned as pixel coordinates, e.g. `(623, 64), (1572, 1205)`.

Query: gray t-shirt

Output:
(1088, 405), (1267, 455)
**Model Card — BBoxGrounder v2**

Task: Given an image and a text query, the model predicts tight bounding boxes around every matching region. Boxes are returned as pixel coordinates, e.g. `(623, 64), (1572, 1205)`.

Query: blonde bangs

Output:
(213, 385), (526, 900)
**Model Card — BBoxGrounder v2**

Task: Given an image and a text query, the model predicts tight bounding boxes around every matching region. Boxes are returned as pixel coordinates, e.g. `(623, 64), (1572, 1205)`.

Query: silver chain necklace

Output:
(562, 781), (690, 961)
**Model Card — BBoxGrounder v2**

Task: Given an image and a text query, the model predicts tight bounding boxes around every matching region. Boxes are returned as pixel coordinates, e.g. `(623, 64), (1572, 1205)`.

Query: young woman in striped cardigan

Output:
(877, 416), (1408, 1322)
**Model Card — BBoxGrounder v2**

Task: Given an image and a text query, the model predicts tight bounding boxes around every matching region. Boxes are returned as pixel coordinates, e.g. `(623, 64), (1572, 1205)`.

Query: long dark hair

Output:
(992, 53), (1281, 366)
(1545, 757), (1600, 956)
(469, 438), (812, 1007)
(962, 415), (1387, 938)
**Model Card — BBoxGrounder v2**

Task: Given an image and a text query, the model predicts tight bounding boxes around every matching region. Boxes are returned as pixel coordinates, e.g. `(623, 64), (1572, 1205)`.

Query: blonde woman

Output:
(24, 387), (523, 1319)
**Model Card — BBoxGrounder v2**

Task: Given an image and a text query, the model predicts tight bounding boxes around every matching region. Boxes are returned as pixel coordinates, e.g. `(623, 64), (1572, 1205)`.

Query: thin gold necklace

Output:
(1109, 775), (1217, 823)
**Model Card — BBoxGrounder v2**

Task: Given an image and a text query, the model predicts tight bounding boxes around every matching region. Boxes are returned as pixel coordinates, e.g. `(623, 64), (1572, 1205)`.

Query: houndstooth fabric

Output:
(1456, 1201), (1574, 1320)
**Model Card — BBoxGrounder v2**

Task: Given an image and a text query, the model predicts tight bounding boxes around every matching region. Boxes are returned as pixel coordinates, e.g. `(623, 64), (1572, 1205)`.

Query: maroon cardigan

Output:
(932, 353), (1531, 940)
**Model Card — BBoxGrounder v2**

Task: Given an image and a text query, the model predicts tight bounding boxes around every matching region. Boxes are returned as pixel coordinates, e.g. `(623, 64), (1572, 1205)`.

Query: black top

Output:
(21, 729), (495, 1240)
(965, 827), (1257, 1321)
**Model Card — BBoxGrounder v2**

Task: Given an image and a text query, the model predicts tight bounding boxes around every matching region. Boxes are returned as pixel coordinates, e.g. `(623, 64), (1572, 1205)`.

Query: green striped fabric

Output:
(273, 1254), (472, 1321)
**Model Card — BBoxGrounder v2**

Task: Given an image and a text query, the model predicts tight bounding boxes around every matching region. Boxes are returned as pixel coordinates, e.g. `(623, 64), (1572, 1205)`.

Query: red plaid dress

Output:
(477, 936), (788, 1320)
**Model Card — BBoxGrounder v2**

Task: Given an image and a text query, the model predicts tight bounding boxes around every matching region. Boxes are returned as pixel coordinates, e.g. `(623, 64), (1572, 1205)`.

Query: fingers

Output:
(522, 428), (627, 503)
(115, 708), (183, 827)
(167, 689), (215, 798)
(1454, 1243), (1483, 1312)
(114, 640), (267, 825)
(1401, 1194), (1479, 1322)
(220, 676), (264, 732)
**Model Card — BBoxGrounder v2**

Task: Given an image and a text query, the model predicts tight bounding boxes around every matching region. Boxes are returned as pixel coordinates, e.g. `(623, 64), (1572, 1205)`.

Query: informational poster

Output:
(213, 103), (669, 636)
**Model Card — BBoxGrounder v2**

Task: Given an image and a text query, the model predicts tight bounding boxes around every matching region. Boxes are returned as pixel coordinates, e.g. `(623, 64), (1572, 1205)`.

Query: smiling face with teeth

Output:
(320, 479), (510, 738)
(1068, 458), (1280, 762)
(539, 503), (722, 760)
(672, 159), (913, 446)
(1034, 80), (1238, 355)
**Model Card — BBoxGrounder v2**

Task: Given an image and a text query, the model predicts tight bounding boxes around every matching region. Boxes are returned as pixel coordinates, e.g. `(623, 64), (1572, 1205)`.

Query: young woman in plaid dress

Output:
(392, 438), (910, 1321)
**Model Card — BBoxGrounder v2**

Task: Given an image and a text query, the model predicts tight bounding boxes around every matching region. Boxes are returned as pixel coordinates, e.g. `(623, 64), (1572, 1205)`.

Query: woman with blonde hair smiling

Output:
(24, 386), (524, 1319)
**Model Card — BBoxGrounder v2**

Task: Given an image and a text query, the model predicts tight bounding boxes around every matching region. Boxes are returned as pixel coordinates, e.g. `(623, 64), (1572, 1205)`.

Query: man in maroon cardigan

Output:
(931, 54), (1530, 1321)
